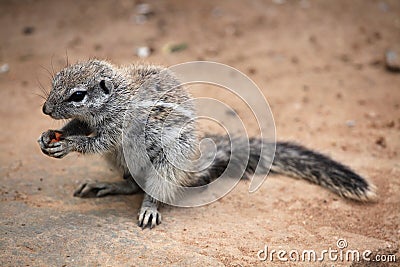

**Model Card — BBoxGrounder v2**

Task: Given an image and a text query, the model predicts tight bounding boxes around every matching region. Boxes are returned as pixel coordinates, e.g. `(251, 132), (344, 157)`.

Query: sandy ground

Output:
(1, 0), (399, 266)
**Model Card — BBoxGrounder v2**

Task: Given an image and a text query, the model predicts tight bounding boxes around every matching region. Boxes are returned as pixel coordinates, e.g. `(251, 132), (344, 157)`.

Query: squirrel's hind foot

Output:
(138, 194), (161, 229)
(73, 180), (140, 198)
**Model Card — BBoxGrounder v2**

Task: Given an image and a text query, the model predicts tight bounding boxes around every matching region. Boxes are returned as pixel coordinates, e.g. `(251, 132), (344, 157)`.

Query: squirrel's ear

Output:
(99, 79), (113, 94)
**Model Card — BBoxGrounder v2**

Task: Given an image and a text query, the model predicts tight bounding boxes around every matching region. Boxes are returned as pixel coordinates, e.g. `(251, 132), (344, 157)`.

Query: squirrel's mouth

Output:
(47, 112), (71, 120)
(49, 114), (65, 120)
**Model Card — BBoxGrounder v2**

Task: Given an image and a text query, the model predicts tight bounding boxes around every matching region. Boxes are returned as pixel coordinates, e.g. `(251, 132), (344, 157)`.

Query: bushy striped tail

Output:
(192, 135), (376, 201)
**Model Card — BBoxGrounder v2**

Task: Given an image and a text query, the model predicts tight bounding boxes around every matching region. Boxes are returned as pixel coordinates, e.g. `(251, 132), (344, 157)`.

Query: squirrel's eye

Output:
(67, 91), (87, 102)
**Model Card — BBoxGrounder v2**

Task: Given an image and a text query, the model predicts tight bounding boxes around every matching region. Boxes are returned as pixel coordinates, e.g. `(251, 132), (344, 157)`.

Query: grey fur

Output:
(193, 136), (376, 201)
(38, 59), (376, 228)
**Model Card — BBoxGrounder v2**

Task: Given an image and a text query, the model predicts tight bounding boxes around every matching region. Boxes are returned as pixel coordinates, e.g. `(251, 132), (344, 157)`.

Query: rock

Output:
(136, 3), (152, 16)
(136, 46), (151, 58)
(0, 63), (9, 74)
(365, 111), (377, 119)
(247, 67), (257, 75)
(385, 50), (400, 72)
(375, 136), (386, 148)
(346, 120), (356, 127)
(133, 3), (153, 25)
(22, 26), (35, 35)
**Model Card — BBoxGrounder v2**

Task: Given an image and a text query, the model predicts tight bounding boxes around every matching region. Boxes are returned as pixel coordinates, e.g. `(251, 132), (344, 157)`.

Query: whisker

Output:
(39, 65), (53, 80)
(33, 92), (47, 101)
(36, 77), (50, 98)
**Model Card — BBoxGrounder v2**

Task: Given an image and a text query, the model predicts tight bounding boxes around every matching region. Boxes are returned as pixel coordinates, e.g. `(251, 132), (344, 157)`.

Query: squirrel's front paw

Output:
(38, 130), (70, 158)
(44, 140), (71, 158)
(38, 130), (63, 147)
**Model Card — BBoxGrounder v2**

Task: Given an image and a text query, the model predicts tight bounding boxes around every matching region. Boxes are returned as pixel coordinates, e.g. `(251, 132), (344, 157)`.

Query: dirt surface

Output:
(1, 0), (399, 266)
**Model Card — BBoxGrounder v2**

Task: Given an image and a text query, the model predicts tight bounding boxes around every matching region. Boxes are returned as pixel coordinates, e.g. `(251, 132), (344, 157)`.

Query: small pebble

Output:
(386, 120), (395, 128)
(133, 3), (153, 24)
(136, 3), (152, 16)
(346, 120), (356, 127)
(385, 50), (400, 72)
(365, 111), (377, 118)
(22, 26), (35, 35)
(376, 136), (387, 148)
(0, 64), (9, 74)
(247, 67), (257, 75)
(136, 46), (151, 58)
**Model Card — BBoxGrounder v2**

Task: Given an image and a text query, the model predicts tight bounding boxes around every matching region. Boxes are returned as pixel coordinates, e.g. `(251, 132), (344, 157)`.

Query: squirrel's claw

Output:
(73, 181), (108, 197)
(40, 141), (70, 158)
(138, 206), (161, 229)
(38, 130), (70, 158)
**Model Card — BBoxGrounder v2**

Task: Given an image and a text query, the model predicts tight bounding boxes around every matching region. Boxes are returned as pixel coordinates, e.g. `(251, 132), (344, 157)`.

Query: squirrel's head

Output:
(42, 60), (118, 121)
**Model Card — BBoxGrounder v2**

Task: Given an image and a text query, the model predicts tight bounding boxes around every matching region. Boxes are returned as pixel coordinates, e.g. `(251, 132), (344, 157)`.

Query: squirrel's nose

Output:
(42, 103), (51, 115)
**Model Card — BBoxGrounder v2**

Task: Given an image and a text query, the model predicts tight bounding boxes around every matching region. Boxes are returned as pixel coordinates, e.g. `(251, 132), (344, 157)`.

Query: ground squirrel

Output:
(38, 59), (376, 228)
